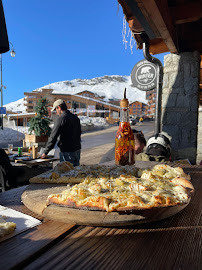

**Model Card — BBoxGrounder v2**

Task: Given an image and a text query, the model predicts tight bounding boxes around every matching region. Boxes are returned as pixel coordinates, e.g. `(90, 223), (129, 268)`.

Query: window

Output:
(80, 103), (86, 108)
(72, 101), (79, 109)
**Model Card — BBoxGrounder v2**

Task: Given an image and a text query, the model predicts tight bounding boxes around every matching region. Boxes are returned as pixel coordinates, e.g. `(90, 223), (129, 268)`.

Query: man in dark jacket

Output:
(41, 99), (81, 166)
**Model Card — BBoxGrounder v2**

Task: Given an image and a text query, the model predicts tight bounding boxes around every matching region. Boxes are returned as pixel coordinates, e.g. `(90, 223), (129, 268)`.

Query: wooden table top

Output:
(0, 163), (202, 270)
(9, 151), (58, 168)
(14, 157), (58, 168)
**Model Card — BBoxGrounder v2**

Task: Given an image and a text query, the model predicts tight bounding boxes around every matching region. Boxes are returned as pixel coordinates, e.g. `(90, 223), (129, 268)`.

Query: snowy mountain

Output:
(5, 98), (26, 113)
(5, 75), (147, 113)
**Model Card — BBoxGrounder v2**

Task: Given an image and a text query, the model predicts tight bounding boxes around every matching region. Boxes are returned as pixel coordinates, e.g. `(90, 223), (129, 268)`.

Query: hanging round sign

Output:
(131, 60), (157, 91)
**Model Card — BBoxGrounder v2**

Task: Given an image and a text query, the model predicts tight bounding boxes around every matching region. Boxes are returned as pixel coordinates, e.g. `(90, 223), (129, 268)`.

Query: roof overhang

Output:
(118, 0), (202, 55)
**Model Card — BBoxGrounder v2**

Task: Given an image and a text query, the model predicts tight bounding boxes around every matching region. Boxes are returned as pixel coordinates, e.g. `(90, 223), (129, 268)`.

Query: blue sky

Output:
(2, 0), (167, 105)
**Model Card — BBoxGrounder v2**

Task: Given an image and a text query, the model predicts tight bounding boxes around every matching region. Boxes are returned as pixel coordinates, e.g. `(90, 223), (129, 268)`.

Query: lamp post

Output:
(0, 42), (16, 129)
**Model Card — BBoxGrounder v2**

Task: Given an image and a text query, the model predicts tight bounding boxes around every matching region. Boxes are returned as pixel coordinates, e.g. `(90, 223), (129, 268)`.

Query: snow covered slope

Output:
(5, 75), (147, 113)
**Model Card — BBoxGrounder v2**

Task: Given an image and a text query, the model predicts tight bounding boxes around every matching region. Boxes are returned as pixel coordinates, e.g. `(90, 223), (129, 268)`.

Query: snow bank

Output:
(0, 117), (109, 143)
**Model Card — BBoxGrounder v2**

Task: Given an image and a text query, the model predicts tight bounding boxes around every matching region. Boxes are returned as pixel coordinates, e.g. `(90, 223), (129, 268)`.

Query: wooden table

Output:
(0, 163), (202, 270)
(14, 156), (59, 168)
(7, 149), (59, 168)
(9, 151), (59, 168)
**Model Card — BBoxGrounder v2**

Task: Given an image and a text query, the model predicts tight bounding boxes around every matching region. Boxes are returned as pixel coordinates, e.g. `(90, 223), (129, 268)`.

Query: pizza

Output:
(30, 161), (139, 184)
(30, 161), (95, 184)
(43, 162), (194, 213)
(0, 217), (16, 238)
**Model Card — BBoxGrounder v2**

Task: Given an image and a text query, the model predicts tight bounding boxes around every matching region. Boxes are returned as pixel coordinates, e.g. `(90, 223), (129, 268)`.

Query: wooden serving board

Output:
(21, 184), (190, 226)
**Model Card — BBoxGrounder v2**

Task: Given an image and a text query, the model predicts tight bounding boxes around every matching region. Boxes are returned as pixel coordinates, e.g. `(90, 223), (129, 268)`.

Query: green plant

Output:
(28, 97), (51, 136)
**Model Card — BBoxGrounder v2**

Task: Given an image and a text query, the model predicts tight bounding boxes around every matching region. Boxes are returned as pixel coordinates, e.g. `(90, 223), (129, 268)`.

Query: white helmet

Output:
(146, 133), (171, 158)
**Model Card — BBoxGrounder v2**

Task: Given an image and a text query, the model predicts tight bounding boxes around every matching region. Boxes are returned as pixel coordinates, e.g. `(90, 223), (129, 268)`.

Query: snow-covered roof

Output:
(74, 95), (120, 109)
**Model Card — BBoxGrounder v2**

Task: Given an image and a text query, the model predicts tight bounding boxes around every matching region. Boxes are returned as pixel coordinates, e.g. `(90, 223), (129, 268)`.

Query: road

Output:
(80, 121), (155, 165)
(1, 121), (155, 165)
(81, 121), (155, 149)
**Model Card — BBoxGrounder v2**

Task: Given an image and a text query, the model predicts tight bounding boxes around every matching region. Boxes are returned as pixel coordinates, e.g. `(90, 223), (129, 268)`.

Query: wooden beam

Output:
(124, 0), (157, 39)
(149, 39), (169, 55)
(137, 0), (178, 53)
(170, 2), (202, 25)
(128, 17), (144, 32)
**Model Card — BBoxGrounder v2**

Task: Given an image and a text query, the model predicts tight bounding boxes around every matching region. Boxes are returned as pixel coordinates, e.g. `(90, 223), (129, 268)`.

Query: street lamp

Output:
(9, 42), (16, 57)
(0, 42), (16, 129)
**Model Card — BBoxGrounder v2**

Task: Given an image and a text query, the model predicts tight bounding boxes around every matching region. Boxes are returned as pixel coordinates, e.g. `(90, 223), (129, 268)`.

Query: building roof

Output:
(7, 112), (35, 119)
(118, 0), (202, 55)
(73, 95), (120, 109)
(129, 100), (148, 106)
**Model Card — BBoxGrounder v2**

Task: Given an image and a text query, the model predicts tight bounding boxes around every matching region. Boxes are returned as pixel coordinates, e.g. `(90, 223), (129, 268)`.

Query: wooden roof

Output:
(118, 0), (202, 55)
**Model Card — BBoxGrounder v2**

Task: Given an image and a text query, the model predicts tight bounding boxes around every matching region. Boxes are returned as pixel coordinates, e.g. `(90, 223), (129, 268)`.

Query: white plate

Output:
(15, 156), (32, 161)
(0, 205), (41, 242)
(8, 154), (18, 161)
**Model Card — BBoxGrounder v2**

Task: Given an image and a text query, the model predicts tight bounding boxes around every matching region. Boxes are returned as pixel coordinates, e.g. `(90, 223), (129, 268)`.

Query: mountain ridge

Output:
(5, 75), (147, 113)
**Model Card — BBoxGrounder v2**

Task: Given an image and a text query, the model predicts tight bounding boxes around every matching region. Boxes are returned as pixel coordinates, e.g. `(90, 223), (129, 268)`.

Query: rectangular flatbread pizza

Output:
(29, 161), (194, 213)
(30, 162), (139, 184)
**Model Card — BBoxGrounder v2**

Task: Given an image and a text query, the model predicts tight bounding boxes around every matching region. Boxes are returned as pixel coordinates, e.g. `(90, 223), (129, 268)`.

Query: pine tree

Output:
(28, 97), (51, 136)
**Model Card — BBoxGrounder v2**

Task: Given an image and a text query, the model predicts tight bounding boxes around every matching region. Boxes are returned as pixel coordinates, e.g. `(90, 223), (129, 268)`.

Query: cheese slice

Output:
(0, 217), (16, 237)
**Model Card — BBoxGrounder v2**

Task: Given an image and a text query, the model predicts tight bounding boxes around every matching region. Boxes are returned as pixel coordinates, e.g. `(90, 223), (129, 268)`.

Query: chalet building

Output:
(6, 112), (35, 127)
(24, 89), (120, 119)
(146, 90), (156, 117)
(77, 90), (104, 100)
(129, 101), (148, 117)
(10, 88), (155, 127)
(129, 91), (157, 119)
(24, 89), (56, 113)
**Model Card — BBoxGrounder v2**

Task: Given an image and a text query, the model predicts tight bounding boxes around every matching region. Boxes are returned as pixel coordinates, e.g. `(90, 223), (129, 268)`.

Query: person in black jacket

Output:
(41, 99), (81, 166)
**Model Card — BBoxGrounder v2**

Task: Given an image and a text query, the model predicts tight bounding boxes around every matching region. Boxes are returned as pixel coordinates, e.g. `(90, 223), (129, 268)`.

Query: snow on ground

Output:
(0, 116), (109, 146)
(79, 116), (108, 126)
(2, 75), (145, 146)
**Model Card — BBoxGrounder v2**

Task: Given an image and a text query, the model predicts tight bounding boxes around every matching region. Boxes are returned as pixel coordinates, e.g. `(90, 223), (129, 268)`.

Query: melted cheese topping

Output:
(0, 217), (16, 237)
(47, 164), (193, 212)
